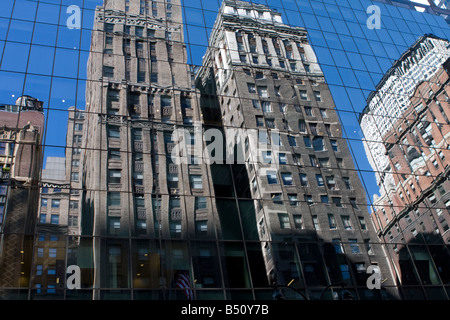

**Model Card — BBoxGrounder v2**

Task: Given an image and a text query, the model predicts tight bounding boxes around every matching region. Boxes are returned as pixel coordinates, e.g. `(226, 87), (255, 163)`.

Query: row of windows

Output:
(277, 213), (367, 231)
(254, 133), (339, 152)
(246, 82), (322, 101)
(266, 172), (352, 189)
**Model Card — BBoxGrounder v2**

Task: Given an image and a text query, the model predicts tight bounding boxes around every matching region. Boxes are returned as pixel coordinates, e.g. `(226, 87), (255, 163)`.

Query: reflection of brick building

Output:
(370, 59), (450, 293)
(31, 107), (85, 297)
(0, 96), (45, 289)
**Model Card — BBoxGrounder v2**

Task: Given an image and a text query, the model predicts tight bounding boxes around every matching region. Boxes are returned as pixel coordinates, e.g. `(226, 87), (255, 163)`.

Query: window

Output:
(252, 99), (260, 109)
(184, 116), (193, 125)
(279, 153), (287, 164)
(108, 192), (121, 206)
(300, 90), (308, 100)
(108, 149), (121, 159)
(73, 134), (83, 143)
(333, 239), (344, 253)
(312, 216), (320, 230)
(49, 248), (57, 258)
(278, 213), (290, 229)
(267, 171), (278, 184)
(293, 153), (301, 166)
(328, 214), (337, 229)
(271, 193), (282, 204)
(293, 215), (303, 229)
(326, 176), (337, 190)
(109, 169), (121, 184)
(359, 217), (367, 230)
(257, 86), (268, 97)
(161, 95), (171, 108)
(298, 120), (307, 133)
(305, 195), (313, 205)
(288, 135), (297, 146)
(195, 197), (207, 211)
(321, 195), (329, 203)
(304, 106), (313, 116)
(69, 201), (78, 209)
(365, 240), (374, 255)
(316, 174), (324, 186)
(108, 126), (120, 138)
(350, 198), (358, 209)
(290, 62), (297, 71)
(288, 194), (298, 206)
(103, 66), (114, 78)
(255, 72), (264, 79)
(109, 217), (121, 235)
(349, 239), (360, 254)
(51, 199), (60, 208)
(341, 216), (352, 230)
(303, 136), (311, 148)
(318, 157), (330, 167)
(332, 197), (343, 207)
(51, 214), (59, 224)
(71, 172), (79, 182)
(312, 137), (324, 151)
(309, 155), (318, 167)
(261, 101), (272, 112)
(256, 116), (264, 127)
(309, 123), (318, 135)
(343, 177), (352, 189)
(314, 91), (322, 101)
(281, 173), (293, 186)
(41, 198), (48, 207)
(105, 23), (114, 33)
(169, 196), (181, 209)
(39, 214), (46, 224)
(247, 83), (256, 93)
(299, 173), (308, 186)
(330, 139), (338, 151)
(190, 175), (203, 189)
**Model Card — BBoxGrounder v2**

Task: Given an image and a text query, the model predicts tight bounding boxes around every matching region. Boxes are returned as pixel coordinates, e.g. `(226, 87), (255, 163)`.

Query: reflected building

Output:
(81, 0), (220, 299)
(360, 35), (450, 195)
(378, 0), (450, 24)
(0, 95), (44, 291)
(197, 0), (397, 300)
(361, 36), (450, 298)
(1, 0), (450, 300)
(65, 107), (85, 236)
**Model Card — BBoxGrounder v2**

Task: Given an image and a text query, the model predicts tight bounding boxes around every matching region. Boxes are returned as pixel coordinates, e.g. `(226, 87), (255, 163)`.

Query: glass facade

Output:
(0, 0), (448, 301)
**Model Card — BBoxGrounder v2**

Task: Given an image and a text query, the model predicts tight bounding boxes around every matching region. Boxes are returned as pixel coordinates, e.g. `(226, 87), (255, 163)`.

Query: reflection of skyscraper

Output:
(360, 36), (450, 195)
(365, 43), (450, 295)
(0, 95), (44, 289)
(197, 0), (397, 299)
(65, 107), (84, 236)
(81, 0), (219, 298)
(31, 107), (85, 298)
